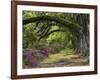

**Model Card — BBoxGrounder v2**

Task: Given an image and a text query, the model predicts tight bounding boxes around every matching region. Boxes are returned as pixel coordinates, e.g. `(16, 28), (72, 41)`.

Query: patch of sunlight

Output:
(60, 48), (74, 55)
(65, 54), (80, 59)
(41, 53), (80, 64)
(41, 53), (67, 64)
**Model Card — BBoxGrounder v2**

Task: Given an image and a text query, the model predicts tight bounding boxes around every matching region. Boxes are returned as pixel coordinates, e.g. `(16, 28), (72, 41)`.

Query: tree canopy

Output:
(23, 11), (90, 56)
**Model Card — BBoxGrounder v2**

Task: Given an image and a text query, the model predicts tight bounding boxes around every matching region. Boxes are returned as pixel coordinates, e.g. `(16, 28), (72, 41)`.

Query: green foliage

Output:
(22, 11), (90, 69)
(23, 23), (37, 48)
(23, 10), (90, 56)
(60, 47), (74, 54)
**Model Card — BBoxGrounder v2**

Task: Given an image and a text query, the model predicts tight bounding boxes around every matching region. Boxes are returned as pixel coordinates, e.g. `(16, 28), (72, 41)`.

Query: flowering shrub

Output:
(23, 49), (38, 68)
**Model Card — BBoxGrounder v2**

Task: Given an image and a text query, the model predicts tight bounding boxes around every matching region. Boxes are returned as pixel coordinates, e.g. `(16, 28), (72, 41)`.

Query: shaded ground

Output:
(39, 53), (89, 68)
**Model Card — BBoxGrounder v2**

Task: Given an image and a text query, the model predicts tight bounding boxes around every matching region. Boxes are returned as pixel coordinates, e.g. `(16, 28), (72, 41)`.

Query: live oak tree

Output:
(23, 11), (89, 56)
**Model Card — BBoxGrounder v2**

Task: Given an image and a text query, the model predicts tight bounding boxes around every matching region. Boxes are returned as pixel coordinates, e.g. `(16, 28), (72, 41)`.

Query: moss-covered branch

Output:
(23, 15), (81, 33)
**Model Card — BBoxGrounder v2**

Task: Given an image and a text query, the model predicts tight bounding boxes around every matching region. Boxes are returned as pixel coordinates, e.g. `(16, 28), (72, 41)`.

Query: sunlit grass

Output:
(41, 47), (89, 67)
(41, 48), (79, 64)
(41, 52), (89, 67)
(60, 48), (75, 54)
(41, 53), (67, 64)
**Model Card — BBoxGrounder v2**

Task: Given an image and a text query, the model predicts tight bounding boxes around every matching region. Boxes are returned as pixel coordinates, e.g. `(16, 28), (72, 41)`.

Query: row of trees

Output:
(23, 11), (90, 56)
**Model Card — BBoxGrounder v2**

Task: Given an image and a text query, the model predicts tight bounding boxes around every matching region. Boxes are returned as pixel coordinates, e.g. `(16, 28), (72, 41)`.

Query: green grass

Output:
(60, 48), (74, 54)
(41, 48), (75, 64)
(41, 53), (89, 67)
(39, 48), (89, 67)
(41, 53), (67, 64)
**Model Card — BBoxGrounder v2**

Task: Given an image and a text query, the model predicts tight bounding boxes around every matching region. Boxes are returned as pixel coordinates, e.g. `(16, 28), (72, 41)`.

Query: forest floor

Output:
(39, 53), (89, 68)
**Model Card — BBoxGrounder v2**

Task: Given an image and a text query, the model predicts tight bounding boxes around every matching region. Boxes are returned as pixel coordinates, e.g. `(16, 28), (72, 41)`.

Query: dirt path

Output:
(38, 53), (89, 68)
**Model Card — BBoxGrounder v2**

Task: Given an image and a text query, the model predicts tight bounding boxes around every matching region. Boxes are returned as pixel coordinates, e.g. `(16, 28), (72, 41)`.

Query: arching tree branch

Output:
(23, 15), (81, 33)
(38, 29), (66, 41)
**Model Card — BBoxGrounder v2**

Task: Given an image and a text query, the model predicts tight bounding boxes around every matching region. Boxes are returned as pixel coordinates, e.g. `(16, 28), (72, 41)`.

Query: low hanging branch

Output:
(38, 29), (66, 41)
(23, 15), (81, 33)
